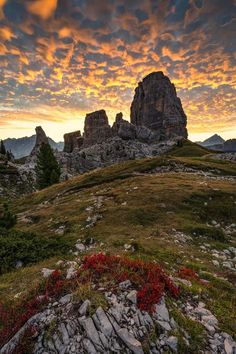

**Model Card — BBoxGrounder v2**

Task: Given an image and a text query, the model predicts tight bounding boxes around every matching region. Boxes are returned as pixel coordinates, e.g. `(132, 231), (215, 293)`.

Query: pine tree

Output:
(0, 140), (6, 155)
(35, 143), (61, 189)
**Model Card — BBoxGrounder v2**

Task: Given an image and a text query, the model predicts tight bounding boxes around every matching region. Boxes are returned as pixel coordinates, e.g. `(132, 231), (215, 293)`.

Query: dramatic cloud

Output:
(26, 0), (58, 20)
(0, 0), (235, 140)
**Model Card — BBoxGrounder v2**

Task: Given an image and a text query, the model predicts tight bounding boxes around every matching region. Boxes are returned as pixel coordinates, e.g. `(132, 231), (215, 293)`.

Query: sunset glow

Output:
(0, 0), (235, 141)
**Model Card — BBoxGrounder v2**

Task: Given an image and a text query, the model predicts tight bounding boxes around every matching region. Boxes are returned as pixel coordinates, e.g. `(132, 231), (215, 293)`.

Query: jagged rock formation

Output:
(112, 113), (136, 140)
(130, 72), (187, 140)
(56, 72), (189, 177)
(63, 72), (188, 155)
(64, 131), (83, 153)
(83, 110), (113, 147)
(30, 126), (49, 156)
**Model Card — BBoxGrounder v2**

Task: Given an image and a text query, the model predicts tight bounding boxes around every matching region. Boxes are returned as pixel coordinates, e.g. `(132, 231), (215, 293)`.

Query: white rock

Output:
(59, 294), (73, 305)
(223, 261), (233, 269)
(212, 260), (220, 266)
(115, 327), (144, 354)
(75, 243), (85, 252)
(127, 290), (137, 304)
(166, 336), (178, 352)
(224, 337), (236, 354)
(79, 299), (91, 316)
(66, 266), (77, 280)
(41, 268), (55, 278)
(154, 298), (170, 322)
(95, 306), (113, 337)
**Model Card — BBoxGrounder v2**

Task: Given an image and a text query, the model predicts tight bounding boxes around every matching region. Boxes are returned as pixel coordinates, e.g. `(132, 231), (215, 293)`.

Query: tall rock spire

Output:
(130, 71), (187, 140)
(31, 126), (49, 156)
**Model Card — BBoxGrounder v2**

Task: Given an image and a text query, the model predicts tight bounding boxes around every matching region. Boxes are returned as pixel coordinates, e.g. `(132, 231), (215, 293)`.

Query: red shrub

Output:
(178, 267), (199, 280)
(82, 253), (179, 313)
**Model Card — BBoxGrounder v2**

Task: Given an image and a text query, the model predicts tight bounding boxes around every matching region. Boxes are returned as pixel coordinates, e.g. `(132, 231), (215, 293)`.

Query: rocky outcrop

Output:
(58, 137), (178, 176)
(83, 110), (112, 147)
(130, 71), (187, 140)
(30, 126), (49, 156)
(64, 131), (83, 153)
(64, 72), (188, 153)
(112, 113), (136, 140)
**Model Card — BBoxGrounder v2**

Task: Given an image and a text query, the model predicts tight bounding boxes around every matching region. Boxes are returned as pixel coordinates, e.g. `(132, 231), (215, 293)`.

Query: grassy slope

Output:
(1, 143), (236, 347)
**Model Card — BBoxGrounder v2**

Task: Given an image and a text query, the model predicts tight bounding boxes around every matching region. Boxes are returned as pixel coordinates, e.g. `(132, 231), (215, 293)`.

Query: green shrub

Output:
(0, 203), (17, 229)
(190, 226), (226, 242)
(0, 228), (71, 274)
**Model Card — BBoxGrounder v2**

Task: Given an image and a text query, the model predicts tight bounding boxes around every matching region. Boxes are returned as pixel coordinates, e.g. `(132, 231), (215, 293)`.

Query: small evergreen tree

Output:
(0, 203), (17, 229)
(35, 143), (61, 189)
(0, 140), (6, 155)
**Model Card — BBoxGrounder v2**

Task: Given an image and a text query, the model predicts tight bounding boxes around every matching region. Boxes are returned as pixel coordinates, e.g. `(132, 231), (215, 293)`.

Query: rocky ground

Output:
(1, 241), (236, 354)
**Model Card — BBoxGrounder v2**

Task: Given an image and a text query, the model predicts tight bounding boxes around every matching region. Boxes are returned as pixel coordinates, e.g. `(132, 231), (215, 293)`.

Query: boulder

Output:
(83, 110), (112, 147)
(135, 125), (157, 143)
(64, 131), (83, 153)
(130, 71), (187, 140)
(112, 112), (136, 140)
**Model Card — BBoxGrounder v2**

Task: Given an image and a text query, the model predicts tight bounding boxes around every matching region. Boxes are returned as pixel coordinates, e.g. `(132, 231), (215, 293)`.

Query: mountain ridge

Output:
(3, 135), (64, 159)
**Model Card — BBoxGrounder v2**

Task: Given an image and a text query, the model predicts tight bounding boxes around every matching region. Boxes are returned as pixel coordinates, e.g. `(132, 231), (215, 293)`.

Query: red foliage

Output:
(82, 253), (179, 313)
(178, 267), (199, 280)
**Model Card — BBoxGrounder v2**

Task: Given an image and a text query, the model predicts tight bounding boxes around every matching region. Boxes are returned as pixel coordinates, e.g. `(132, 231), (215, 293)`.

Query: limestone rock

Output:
(112, 113), (136, 140)
(64, 131), (83, 153)
(130, 71), (187, 140)
(83, 110), (112, 147)
(31, 126), (49, 155)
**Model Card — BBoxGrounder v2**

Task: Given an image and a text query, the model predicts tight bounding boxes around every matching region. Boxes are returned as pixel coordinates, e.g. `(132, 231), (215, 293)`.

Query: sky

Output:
(0, 0), (235, 142)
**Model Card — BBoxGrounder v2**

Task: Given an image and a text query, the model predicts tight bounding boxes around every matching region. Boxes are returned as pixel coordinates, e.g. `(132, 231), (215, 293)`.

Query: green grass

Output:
(169, 139), (212, 157)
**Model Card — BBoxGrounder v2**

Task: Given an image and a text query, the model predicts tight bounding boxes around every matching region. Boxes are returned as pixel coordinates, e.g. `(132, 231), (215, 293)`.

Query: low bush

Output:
(0, 229), (71, 274)
(0, 203), (17, 229)
(190, 226), (226, 242)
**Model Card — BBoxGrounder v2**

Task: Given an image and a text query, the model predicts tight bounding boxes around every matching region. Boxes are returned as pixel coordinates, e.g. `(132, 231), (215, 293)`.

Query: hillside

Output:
(0, 151), (236, 353)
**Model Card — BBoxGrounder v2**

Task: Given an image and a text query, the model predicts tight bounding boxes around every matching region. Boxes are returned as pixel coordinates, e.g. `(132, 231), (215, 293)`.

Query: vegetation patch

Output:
(0, 254), (179, 349)
(188, 225), (226, 242)
(0, 229), (71, 274)
(81, 253), (179, 312)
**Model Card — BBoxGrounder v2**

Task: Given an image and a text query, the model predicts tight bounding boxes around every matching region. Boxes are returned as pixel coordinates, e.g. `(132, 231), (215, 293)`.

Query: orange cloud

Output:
(27, 0), (57, 20)
(0, 26), (16, 41)
(0, 0), (7, 19)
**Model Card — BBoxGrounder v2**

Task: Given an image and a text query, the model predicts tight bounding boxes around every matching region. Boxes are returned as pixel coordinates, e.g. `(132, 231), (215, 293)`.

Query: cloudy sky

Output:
(0, 0), (235, 142)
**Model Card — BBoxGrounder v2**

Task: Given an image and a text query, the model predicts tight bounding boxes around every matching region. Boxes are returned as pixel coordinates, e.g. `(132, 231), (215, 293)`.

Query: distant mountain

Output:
(197, 134), (236, 152)
(200, 134), (225, 147)
(4, 135), (64, 159)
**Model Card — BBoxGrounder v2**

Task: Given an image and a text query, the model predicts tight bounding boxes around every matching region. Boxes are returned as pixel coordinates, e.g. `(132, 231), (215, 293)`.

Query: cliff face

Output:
(63, 131), (83, 153)
(83, 110), (113, 147)
(130, 72), (187, 140)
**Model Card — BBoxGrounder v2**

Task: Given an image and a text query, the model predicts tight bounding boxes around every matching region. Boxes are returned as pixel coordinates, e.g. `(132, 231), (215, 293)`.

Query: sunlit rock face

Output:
(83, 109), (112, 147)
(30, 126), (49, 155)
(130, 71), (188, 140)
(64, 131), (83, 153)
